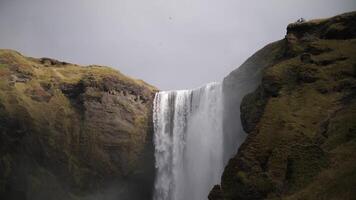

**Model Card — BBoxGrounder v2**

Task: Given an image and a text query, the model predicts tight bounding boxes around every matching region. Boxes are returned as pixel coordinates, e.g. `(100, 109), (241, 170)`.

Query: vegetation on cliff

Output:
(210, 11), (356, 200)
(0, 50), (157, 200)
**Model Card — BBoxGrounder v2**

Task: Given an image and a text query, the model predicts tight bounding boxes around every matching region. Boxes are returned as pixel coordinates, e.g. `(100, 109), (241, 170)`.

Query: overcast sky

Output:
(1, 0), (355, 90)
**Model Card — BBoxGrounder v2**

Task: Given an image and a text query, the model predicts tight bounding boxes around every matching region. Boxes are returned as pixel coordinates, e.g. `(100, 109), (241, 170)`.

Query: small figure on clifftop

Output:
(296, 17), (306, 23)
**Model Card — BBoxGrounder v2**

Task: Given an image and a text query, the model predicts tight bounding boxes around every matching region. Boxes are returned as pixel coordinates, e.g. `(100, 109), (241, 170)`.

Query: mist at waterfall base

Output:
(153, 82), (243, 200)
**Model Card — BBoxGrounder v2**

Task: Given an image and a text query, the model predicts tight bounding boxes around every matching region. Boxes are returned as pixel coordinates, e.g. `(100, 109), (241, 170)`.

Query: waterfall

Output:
(153, 82), (224, 200)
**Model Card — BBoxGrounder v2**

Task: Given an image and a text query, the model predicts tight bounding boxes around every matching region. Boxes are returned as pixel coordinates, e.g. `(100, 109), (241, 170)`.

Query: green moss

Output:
(254, 176), (274, 194)
(216, 12), (356, 200)
(0, 49), (156, 199)
(284, 140), (356, 200)
(236, 171), (248, 184)
(286, 145), (328, 192)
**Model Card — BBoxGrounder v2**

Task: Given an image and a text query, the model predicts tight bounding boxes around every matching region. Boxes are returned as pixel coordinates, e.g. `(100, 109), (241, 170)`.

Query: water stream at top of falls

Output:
(153, 82), (224, 200)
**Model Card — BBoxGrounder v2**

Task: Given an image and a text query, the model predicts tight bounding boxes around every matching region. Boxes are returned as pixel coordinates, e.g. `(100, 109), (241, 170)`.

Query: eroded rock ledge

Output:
(0, 50), (157, 200)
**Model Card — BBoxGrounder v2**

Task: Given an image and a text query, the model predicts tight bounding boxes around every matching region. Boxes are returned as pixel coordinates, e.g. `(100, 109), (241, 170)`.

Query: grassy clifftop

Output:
(210, 11), (356, 200)
(0, 50), (157, 200)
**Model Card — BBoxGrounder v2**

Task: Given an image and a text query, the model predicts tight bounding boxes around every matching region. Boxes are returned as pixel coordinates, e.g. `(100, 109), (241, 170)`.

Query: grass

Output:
(224, 16), (356, 199)
(0, 49), (157, 198)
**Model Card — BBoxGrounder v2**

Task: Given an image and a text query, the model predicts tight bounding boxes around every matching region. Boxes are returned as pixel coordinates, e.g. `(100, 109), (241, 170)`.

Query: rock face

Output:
(0, 50), (157, 200)
(222, 39), (286, 162)
(211, 11), (356, 199)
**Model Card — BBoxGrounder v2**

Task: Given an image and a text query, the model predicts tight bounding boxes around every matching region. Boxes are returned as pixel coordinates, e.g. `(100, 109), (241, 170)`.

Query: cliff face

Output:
(211, 11), (356, 200)
(222, 38), (286, 163)
(0, 50), (157, 200)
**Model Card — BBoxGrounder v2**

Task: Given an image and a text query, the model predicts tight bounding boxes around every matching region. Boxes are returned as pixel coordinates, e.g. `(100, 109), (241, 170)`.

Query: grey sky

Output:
(1, 0), (355, 90)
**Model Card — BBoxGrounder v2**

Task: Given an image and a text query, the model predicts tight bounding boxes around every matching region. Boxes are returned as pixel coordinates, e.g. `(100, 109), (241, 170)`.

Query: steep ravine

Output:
(0, 50), (157, 200)
(210, 11), (356, 200)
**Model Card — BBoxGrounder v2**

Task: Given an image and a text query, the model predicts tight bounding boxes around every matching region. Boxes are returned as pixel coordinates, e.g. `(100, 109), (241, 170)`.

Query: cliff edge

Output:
(211, 11), (356, 200)
(0, 50), (157, 200)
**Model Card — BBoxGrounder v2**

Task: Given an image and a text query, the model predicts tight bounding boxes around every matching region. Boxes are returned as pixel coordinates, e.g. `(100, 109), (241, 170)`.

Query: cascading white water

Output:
(153, 82), (224, 200)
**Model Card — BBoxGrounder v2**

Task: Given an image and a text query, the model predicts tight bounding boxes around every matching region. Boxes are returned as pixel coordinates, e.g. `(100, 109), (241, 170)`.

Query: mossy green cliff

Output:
(0, 50), (157, 199)
(210, 11), (356, 200)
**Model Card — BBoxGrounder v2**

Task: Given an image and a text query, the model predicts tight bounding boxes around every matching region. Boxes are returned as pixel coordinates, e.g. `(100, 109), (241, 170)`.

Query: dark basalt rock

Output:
(208, 185), (224, 200)
(240, 88), (267, 133)
(300, 53), (313, 64)
(40, 57), (69, 66)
